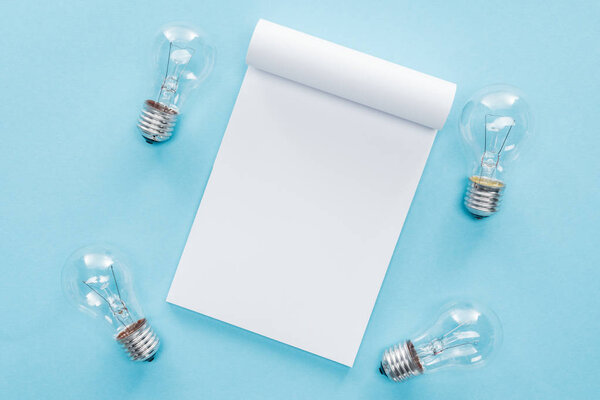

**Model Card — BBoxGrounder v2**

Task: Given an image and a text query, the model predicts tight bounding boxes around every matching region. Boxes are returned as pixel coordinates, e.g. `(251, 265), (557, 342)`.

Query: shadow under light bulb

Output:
(138, 23), (215, 144)
(460, 85), (533, 217)
(379, 301), (502, 382)
(61, 246), (160, 362)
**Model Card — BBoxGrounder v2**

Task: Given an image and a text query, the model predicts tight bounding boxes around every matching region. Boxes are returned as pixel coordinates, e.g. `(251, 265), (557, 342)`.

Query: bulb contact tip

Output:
(464, 176), (505, 218)
(116, 318), (160, 362)
(138, 100), (178, 143)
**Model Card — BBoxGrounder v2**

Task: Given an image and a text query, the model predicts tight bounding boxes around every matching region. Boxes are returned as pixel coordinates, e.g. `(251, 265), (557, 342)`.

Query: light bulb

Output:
(460, 85), (533, 217)
(138, 23), (215, 144)
(379, 301), (502, 382)
(61, 245), (160, 362)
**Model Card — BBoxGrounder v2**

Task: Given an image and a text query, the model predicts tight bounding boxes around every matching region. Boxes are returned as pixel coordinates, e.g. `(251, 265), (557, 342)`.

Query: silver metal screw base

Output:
(138, 100), (178, 144)
(380, 340), (424, 382)
(464, 177), (505, 218)
(116, 318), (160, 362)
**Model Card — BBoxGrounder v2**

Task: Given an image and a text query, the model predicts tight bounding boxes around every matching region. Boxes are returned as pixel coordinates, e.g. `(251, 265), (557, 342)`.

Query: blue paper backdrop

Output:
(1, 1), (598, 399)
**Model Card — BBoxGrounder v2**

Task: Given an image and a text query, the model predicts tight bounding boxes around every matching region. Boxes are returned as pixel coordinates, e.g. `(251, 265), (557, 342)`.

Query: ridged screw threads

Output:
(379, 340), (424, 382)
(138, 100), (178, 144)
(464, 176), (505, 218)
(116, 318), (160, 362)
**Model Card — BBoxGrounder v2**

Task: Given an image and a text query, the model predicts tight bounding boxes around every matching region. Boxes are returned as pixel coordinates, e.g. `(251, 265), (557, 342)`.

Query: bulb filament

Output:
(477, 114), (515, 181)
(416, 322), (481, 365)
(157, 41), (196, 109)
(82, 265), (134, 328)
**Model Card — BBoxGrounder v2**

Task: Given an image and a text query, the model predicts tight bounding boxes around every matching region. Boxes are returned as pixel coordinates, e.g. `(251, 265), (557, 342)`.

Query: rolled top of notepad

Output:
(246, 19), (456, 131)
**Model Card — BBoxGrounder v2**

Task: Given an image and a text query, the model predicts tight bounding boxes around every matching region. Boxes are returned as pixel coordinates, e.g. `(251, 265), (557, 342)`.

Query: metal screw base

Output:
(116, 318), (160, 362)
(464, 176), (505, 218)
(138, 100), (178, 143)
(380, 340), (424, 382)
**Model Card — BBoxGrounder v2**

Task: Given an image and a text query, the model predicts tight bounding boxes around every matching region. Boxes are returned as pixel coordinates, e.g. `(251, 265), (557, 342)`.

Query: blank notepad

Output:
(167, 20), (456, 366)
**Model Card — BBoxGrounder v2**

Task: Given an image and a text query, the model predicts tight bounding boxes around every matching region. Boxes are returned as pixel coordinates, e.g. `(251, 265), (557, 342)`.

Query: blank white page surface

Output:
(167, 66), (438, 367)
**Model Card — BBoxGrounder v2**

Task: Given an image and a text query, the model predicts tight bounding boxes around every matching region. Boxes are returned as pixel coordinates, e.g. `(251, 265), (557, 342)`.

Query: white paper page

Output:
(246, 20), (456, 129)
(168, 20), (455, 367)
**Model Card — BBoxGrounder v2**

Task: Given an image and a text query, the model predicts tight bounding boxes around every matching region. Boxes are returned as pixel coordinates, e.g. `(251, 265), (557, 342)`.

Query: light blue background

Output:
(1, 1), (598, 399)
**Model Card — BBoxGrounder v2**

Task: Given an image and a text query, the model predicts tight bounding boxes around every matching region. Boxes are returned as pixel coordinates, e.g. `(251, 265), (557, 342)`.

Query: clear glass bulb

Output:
(460, 85), (533, 217)
(138, 22), (215, 144)
(380, 301), (502, 382)
(61, 245), (160, 362)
